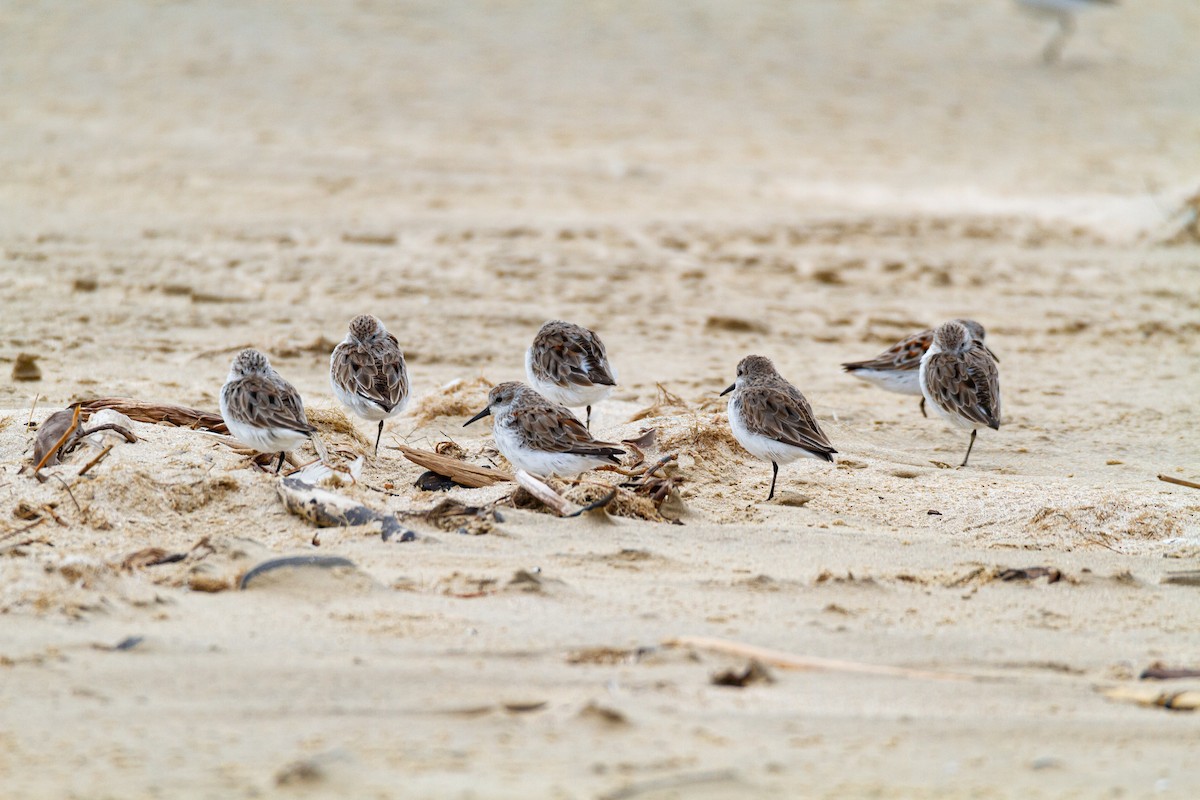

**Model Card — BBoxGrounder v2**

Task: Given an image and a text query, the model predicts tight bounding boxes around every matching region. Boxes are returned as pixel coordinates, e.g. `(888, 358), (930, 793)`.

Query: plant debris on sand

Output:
(409, 376), (494, 425)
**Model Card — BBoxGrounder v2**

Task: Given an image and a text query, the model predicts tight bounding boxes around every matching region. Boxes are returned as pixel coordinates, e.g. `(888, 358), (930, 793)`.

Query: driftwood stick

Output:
(45, 472), (83, 521)
(393, 444), (513, 488)
(515, 470), (581, 516)
(513, 470), (615, 518)
(1100, 685), (1200, 711)
(1158, 474), (1200, 491)
(71, 398), (228, 433)
(664, 635), (985, 682)
(77, 445), (114, 477)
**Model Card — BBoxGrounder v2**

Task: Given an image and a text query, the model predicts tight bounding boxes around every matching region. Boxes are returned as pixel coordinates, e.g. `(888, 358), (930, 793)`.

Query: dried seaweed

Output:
(304, 406), (370, 447)
(404, 497), (498, 536)
(627, 384), (688, 422)
(997, 566), (1064, 583)
(711, 660), (775, 687)
(408, 376), (494, 424)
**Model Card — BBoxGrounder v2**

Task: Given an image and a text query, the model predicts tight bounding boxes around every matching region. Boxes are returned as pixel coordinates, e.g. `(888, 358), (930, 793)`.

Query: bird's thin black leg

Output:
(275, 451), (286, 474)
(1043, 12), (1073, 64)
(375, 420), (384, 456)
(960, 429), (978, 468)
(767, 461), (779, 501)
(919, 397), (927, 418)
(586, 405), (592, 430)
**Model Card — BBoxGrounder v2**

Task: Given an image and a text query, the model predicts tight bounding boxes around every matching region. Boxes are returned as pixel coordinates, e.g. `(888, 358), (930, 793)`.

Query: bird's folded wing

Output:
(925, 351), (1000, 428)
(741, 387), (836, 456)
(236, 375), (315, 433)
(516, 403), (624, 457)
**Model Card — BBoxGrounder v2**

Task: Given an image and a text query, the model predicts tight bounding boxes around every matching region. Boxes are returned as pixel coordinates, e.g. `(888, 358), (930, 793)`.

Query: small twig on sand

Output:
(1158, 474), (1200, 491)
(0, 536), (52, 555)
(190, 342), (256, 361)
(46, 473), (83, 521)
(514, 471), (617, 517)
(77, 445), (114, 477)
(74, 424), (138, 445)
(516, 470), (581, 516)
(664, 635), (988, 682)
(26, 393), (41, 429)
(0, 517), (45, 543)
(599, 770), (739, 800)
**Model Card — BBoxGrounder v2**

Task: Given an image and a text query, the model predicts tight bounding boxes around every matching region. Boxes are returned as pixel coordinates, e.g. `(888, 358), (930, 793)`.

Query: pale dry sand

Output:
(2, 1), (1200, 798)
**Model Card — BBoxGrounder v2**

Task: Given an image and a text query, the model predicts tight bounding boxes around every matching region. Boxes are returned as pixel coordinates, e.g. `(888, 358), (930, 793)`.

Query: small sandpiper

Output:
(842, 319), (994, 417)
(330, 314), (410, 455)
(722, 355), (837, 501)
(525, 320), (617, 429)
(919, 320), (1002, 467)
(464, 381), (624, 477)
(220, 349), (316, 473)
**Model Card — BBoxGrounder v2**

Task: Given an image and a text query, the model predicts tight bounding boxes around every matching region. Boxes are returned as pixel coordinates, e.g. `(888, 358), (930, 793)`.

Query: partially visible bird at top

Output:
(1015, 0), (1117, 64)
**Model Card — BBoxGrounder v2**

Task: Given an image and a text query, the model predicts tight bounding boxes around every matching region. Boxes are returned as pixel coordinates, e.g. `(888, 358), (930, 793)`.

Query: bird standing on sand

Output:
(722, 355), (837, 501)
(842, 319), (994, 417)
(525, 320), (617, 430)
(220, 349), (316, 473)
(464, 381), (625, 477)
(919, 321), (1002, 467)
(1015, 0), (1117, 63)
(329, 314), (410, 456)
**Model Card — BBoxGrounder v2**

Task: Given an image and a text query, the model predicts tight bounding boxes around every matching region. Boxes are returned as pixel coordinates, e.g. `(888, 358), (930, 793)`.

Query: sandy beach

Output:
(2, 1), (1200, 797)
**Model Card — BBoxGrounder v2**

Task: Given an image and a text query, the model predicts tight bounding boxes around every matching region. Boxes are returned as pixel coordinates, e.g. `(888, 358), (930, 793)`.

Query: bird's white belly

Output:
(848, 368), (923, 396)
(331, 378), (407, 422)
(492, 422), (605, 477)
(728, 398), (829, 465)
(525, 349), (614, 409)
(221, 414), (309, 453)
(1017, 0), (1102, 14)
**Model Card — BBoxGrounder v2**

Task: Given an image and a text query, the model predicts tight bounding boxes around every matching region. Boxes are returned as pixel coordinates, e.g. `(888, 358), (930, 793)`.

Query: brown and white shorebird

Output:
(525, 320), (616, 430)
(220, 349), (316, 473)
(330, 314), (410, 455)
(464, 381), (625, 477)
(842, 319), (994, 417)
(721, 355), (837, 501)
(919, 320), (1002, 467)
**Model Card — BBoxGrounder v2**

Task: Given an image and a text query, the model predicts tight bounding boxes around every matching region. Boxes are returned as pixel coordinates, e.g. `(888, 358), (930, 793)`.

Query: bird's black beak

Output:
(719, 383), (736, 396)
(464, 406), (492, 426)
(984, 345), (1000, 363)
